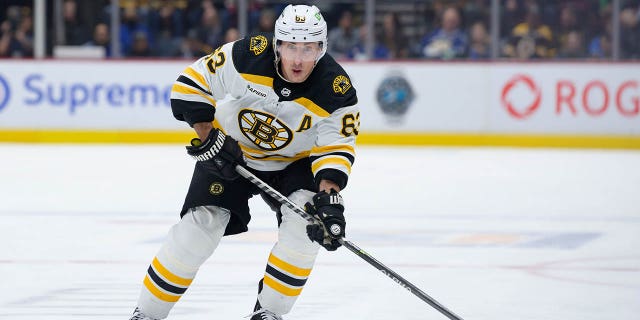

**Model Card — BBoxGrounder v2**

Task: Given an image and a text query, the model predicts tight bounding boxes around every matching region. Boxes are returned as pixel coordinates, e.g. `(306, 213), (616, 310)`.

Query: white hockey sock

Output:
(258, 190), (320, 315)
(137, 206), (229, 319)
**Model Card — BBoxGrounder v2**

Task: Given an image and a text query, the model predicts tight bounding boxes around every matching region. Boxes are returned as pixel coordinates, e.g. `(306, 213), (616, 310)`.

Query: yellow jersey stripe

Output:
(171, 83), (217, 106)
(152, 257), (193, 287)
(241, 73), (274, 87)
(310, 144), (355, 156)
(238, 143), (276, 155)
(268, 253), (312, 277)
(241, 148), (310, 162)
(294, 97), (330, 118)
(184, 66), (210, 92)
(263, 275), (303, 296)
(143, 275), (181, 302)
(312, 156), (352, 174)
(212, 119), (224, 133)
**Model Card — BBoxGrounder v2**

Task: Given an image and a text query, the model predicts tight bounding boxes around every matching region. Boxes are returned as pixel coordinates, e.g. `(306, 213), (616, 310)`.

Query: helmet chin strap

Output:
(273, 57), (291, 83)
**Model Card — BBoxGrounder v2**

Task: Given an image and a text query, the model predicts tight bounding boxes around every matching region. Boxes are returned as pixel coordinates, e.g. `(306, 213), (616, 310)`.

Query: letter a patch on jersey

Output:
(296, 115), (312, 132)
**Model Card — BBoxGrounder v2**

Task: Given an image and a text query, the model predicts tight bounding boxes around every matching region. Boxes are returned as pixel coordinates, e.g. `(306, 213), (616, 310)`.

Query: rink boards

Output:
(0, 60), (638, 148)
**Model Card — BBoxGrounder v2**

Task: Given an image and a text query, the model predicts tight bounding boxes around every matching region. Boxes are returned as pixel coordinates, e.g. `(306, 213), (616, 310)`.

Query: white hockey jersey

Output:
(170, 34), (359, 189)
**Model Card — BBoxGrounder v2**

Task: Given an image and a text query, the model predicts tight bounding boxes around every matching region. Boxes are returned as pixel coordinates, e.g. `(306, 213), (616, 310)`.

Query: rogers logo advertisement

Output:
(501, 74), (541, 119)
(501, 74), (639, 119)
(0, 74), (9, 112)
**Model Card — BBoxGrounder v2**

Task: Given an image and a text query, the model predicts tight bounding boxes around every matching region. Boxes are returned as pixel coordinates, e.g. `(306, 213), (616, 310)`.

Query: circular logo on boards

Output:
(0, 74), (10, 112)
(501, 74), (542, 119)
(376, 72), (414, 123)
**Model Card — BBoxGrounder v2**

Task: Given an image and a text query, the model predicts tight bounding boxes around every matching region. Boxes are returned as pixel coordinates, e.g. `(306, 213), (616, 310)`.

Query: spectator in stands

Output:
(185, 0), (215, 32)
(557, 30), (586, 58)
(224, 27), (240, 43)
(620, 5), (640, 59)
(328, 10), (360, 60)
(556, 5), (580, 51)
(0, 6), (33, 57)
(194, 5), (224, 53)
(420, 6), (468, 59)
(84, 23), (111, 57)
(588, 9), (613, 59)
(348, 24), (391, 60)
(464, 0), (490, 25)
(251, 8), (276, 33)
(120, 5), (153, 56)
(149, 1), (185, 57)
(62, 0), (90, 45)
(467, 21), (490, 59)
(129, 31), (151, 57)
(377, 12), (409, 59)
(14, 11), (33, 56)
(589, 33), (612, 59)
(0, 21), (12, 57)
(179, 28), (209, 59)
(500, 0), (524, 38)
(502, 3), (555, 59)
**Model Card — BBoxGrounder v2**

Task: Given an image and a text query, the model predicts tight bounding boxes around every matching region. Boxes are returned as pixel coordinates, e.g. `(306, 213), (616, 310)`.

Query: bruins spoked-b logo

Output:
(250, 35), (268, 56)
(238, 109), (293, 151)
(332, 75), (351, 95)
(209, 182), (224, 195)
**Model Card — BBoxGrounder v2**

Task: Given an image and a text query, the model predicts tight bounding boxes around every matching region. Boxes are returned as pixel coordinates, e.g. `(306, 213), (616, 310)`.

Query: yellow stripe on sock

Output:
(267, 253), (312, 277)
(263, 275), (303, 297)
(143, 275), (181, 302)
(151, 257), (193, 287)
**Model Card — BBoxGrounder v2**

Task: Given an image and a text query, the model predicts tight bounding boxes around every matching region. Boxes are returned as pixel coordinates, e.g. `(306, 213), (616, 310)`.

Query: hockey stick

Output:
(235, 165), (465, 320)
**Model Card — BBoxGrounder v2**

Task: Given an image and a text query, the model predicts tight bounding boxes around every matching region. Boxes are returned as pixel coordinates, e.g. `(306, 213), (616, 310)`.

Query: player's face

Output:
(278, 41), (321, 83)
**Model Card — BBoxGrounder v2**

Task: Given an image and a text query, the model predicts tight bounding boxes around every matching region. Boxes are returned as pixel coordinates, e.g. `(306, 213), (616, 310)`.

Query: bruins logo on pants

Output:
(209, 182), (224, 195)
(238, 109), (293, 151)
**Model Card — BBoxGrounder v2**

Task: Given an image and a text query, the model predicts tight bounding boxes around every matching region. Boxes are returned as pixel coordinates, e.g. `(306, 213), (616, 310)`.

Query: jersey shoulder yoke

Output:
(306, 54), (358, 114)
(232, 33), (275, 78)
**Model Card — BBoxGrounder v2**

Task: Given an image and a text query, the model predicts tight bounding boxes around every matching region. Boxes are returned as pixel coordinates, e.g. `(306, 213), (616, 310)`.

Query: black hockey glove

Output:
(186, 129), (246, 180)
(305, 190), (346, 251)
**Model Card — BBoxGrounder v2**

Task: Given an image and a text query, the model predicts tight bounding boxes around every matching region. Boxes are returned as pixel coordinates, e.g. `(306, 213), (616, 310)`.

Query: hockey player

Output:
(130, 4), (359, 320)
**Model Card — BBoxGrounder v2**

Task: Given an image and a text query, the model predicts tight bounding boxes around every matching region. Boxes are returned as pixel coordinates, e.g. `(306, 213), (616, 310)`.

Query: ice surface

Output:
(1, 144), (639, 319)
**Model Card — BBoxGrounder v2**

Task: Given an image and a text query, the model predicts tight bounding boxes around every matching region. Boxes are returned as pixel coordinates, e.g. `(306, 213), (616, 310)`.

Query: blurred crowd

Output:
(1, 0), (639, 60)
